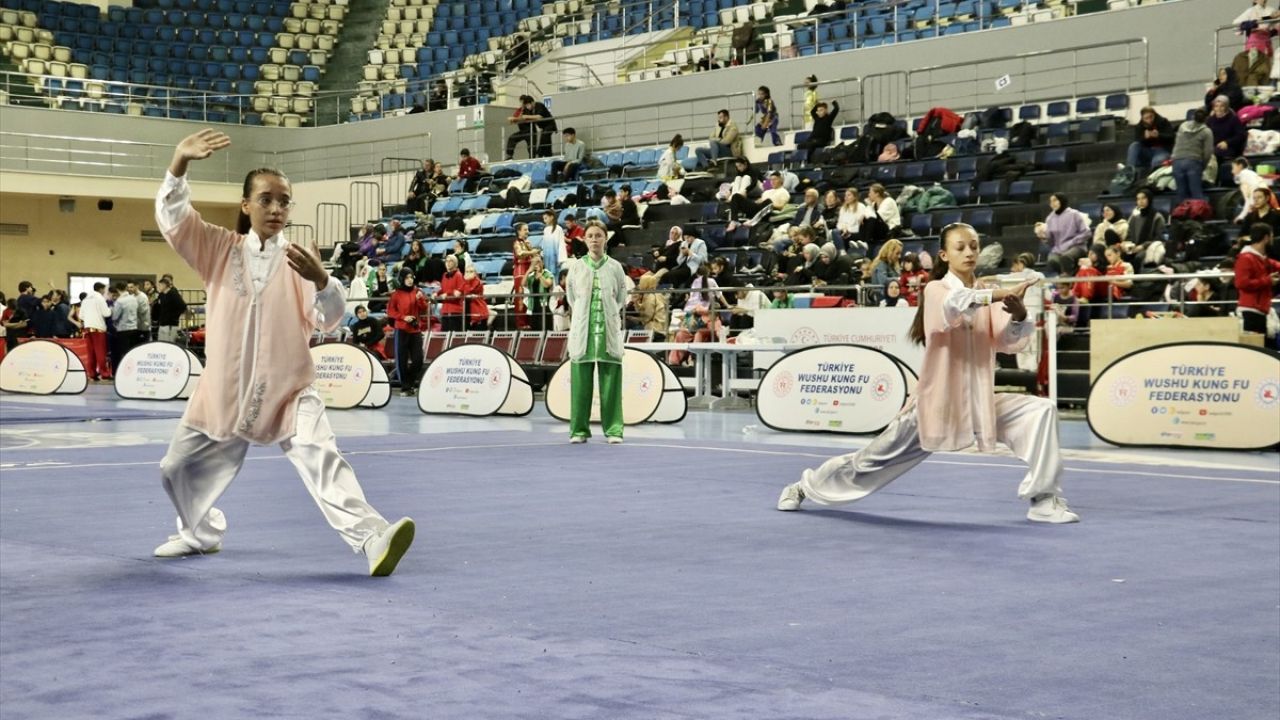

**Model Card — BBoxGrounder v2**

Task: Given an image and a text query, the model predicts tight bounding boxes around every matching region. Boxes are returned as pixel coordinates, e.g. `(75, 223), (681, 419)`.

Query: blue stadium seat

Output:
(1018, 105), (1041, 122)
(1105, 94), (1129, 113)
(1075, 97), (1099, 116)
(1046, 101), (1071, 119)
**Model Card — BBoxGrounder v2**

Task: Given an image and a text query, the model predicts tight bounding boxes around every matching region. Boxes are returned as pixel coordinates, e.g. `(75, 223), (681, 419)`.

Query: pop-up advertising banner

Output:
(0, 339), (87, 395)
(545, 347), (686, 424)
(751, 307), (923, 374)
(1088, 342), (1280, 450)
(419, 343), (533, 416)
(756, 344), (909, 434)
(309, 342), (391, 410)
(115, 342), (203, 401)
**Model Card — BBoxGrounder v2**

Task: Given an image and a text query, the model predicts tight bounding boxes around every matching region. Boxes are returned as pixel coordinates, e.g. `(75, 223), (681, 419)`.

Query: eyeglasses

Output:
(252, 196), (296, 210)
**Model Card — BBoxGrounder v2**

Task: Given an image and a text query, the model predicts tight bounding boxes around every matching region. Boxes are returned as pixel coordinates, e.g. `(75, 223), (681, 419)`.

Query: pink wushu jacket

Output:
(158, 177), (325, 445)
(915, 274), (1034, 453)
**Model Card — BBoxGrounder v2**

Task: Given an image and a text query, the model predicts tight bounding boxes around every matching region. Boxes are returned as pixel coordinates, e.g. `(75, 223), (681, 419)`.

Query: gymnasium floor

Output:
(1, 387), (1277, 720)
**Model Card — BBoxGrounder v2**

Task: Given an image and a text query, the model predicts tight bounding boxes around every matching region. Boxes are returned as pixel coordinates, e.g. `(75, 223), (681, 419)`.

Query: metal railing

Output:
(1213, 21), (1277, 89)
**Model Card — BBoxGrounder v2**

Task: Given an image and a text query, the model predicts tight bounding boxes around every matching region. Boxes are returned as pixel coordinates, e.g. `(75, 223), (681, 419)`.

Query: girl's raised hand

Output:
(176, 129), (231, 161)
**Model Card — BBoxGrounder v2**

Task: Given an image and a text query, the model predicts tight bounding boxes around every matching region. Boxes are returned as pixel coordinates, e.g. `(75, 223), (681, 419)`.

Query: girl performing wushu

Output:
(152, 130), (417, 575)
(777, 223), (1079, 524)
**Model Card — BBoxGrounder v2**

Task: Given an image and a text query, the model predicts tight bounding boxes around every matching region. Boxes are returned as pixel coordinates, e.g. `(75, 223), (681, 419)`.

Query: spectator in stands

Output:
(803, 75), (819, 122)
(154, 278), (186, 343)
(866, 183), (901, 241)
(435, 255), (466, 331)
(1233, 158), (1269, 222)
(708, 256), (737, 298)
(366, 262), (391, 312)
(512, 223), (540, 329)
(461, 266), (489, 329)
(1203, 67), (1246, 112)
(376, 219), (407, 261)
(1238, 187), (1280, 244)
(522, 254), (555, 330)
(696, 110), (744, 168)
(387, 268), (429, 395)
(835, 188), (875, 254)
(506, 95), (557, 160)
(728, 284), (771, 331)
(1037, 193), (1091, 276)
(725, 157), (760, 203)
(668, 264), (721, 366)
(79, 282), (111, 381)
(1101, 244), (1135, 318)
(657, 135), (686, 182)
(552, 127), (587, 183)
(770, 285), (794, 308)
(1126, 107), (1175, 173)
(792, 188), (827, 233)
(349, 306), (385, 357)
(356, 223), (380, 258)
(1169, 108), (1214, 207)
(401, 240), (430, 280)
(655, 227), (708, 289)
(1128, 188), (1167, 260)
(617, 185), (641, 226)
(51, 290), (77, 338)
(729, 171), (789, 221)
(899, 252), (930, 306)
(821, 190), (841, 225)
(631, 272), (669, 341)
(785, 243), (824, 285)
(454, 148), (482, 189)
(1234, 223), (1280, 336)
(542, 210), (566, 268)
(602, 190), (622, 228)
(566, 219), (629, 444)
(797, 100), (839, 165)
(754, 86), (782, 147)
(563, 213), (587, 258)
(1, 298), (25, 352)
(1093, 204), (1129, 246)
(811, 242), (853, 291)
(1183, 276), (1231, 318)
(406, 159), (437, 213)
(429, 80), (449, 111)
(1072, 246), (1105, 305)
(863, 239), (903, 299)
(28, 293), (56, 338)
(451, 238), (472, 273)
(1207, 97), (1248, 187)
(879, 280), (907, 307)
(110, 281), (140, 363)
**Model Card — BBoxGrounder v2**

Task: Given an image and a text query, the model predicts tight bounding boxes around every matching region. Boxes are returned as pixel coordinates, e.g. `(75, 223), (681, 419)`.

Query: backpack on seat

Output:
(1108, 165), (1139, 196)
(1170, 199), (1212, 222)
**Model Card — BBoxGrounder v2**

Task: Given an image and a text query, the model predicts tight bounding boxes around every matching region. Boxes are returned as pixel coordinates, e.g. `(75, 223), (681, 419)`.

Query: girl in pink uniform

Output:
(151, 130), (416, 574)
(777, 223), (1079, 524)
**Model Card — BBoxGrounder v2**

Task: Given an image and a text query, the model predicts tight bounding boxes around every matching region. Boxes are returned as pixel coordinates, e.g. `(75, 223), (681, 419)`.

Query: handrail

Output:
(551, 59), (605, 88)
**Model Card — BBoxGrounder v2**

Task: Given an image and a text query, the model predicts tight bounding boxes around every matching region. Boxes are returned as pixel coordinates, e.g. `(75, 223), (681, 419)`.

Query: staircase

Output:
(317, 0), (389, 125)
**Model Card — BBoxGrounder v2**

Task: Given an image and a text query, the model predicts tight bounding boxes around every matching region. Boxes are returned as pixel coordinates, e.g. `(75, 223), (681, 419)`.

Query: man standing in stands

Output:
(154, 277), (187, 343)
(80, 281), (112, 381)
(506, 95), (557, 160)
(406, 158), (437, 213)
(695, 110), (743, 169)
(552, 127), (587, 183)
(1234, 223), (1280, 340)
(796, 100), (839, 165)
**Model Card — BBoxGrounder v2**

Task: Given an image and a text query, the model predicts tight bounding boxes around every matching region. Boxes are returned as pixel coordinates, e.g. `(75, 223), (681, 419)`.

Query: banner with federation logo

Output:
(114, 342), (202, 401)
(750, 307), (923, 374)
(1088, 342), (1280, 450)
(419, 344), (533, 417)
(756, 344), (910, 434)
(309, 342), (391, 409)
(545, 348), (686, 424)
(0, 339), (87, 396)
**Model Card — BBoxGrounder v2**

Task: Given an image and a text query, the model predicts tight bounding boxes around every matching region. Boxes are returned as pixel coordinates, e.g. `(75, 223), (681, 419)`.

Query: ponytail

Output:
(907, 223), (971, 346)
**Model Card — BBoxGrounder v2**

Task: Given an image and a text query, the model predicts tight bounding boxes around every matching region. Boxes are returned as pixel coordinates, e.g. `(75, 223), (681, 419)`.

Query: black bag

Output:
(492, 167), (521, 180)
(1168, 220), (1226, 262)
(980, 106), (1008, 130)
(1009, 121), (1037, 148)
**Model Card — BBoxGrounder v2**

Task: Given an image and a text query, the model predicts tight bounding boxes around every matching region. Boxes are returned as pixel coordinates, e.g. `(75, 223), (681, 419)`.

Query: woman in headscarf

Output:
(1204, 66), (1246, 111)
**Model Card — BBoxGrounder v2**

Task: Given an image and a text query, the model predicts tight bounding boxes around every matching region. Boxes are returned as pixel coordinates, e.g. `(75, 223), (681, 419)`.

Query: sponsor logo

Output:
(1109, 377), (1137, 407)
(1159, 431), (1183, 439)
(871, 373), (892, 401)
(638, 375), (654, 394)
(772, 371), (795, 398)
(489, 368), (503, 387)
(428, 368), (444, 388)
(1198, 408), (1207, 416)
(789, 327), (820, 345)
(827, 420), (843, 428)
(1257, 379), (1279, 409)
(1194, 432), (1215, 441)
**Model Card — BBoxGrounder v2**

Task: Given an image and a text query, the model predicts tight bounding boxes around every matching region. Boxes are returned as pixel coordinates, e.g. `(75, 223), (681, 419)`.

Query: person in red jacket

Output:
(460, 266), (489, 329)
(435, 254), (466, 331)
(386, 267), (430, 396)
(1234, 223), (1280, 337)
(1071, 247), (1105, 303)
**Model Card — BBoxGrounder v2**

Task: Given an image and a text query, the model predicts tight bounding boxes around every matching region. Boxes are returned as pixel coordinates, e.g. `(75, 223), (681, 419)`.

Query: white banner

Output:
(114, 342), (201, 401)
(544, 348), (683, 424)
(419, 344), (533, 416)
(757, 344), (909, 434)
(309, 342), (390, 409)
(1088, 342), (1280, 450)
(751, 307), (923, 374)
(0, 340), (86, 395)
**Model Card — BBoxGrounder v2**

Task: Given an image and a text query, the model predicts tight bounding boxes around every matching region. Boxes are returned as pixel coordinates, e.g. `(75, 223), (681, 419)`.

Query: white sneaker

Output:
(1027, 495), (1080, 524)
(365, 517), (416, 577)
(570, 436), (588, 444)
(606, 436), (623, 445)
(153, 535), (220, 558)
(776, 482), (805, 511)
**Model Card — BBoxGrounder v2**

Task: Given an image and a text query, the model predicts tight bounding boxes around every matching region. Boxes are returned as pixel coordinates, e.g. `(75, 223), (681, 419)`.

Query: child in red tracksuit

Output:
(1234, 224), (1280, 338)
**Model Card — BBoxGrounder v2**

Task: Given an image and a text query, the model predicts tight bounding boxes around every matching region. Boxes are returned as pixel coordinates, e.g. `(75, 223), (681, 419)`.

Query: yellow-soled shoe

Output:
(365, 517), (415, 577)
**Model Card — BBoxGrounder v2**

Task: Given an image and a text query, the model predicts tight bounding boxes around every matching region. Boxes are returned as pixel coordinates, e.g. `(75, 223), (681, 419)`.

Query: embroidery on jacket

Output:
(238, 381), (267, 434)
(228, 244), (248, 298)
